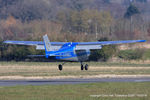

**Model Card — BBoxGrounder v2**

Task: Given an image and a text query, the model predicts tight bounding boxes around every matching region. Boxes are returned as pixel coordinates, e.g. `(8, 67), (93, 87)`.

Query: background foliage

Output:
(0, 0), (149, 61)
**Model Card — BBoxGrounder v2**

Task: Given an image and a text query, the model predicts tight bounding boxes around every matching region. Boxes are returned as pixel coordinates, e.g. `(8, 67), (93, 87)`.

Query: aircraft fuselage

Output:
(45, 42), (90, 62)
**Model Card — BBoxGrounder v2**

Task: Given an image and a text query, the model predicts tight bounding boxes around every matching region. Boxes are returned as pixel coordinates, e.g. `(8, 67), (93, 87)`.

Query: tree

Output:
(89, 38), (116, 61)
(124, 4), (140, 36)
(70, 0), (84, 11)
(124, 4), (140, 18)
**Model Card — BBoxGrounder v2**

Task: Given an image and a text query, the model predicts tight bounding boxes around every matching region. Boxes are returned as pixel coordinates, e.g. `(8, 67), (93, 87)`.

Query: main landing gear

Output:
(58, 62), (65, 71)
(58, 62), (89, 71)
(58, 64), (63, 71)
(81, 63), (89, 71)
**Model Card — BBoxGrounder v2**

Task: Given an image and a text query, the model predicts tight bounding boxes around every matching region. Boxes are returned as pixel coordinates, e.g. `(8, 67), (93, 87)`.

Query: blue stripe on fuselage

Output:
(45, 42), (78, 59)
(55, 51), (90, 60)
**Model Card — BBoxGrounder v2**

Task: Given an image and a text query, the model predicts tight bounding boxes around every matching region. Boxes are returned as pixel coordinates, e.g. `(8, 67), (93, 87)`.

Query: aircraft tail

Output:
(43, 34), (54, 52)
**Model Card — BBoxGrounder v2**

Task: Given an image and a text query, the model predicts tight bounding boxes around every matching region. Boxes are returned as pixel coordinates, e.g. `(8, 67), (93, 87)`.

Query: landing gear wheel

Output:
(85, 64), (89, 70)
(81, 64), (84, 70)
(58, 64), (63, 71)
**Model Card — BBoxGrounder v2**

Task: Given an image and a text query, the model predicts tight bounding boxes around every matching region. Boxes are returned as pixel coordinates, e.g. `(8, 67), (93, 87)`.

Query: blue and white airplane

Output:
(4, 34), (146, 71)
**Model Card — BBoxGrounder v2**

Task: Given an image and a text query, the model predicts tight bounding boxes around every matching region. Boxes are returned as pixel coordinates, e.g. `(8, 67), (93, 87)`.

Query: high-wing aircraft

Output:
(4, 35), (146, 71)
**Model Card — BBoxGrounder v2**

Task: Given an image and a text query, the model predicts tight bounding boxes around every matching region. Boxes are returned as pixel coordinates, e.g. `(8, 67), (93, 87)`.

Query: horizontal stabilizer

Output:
(27, 55), (45, 57)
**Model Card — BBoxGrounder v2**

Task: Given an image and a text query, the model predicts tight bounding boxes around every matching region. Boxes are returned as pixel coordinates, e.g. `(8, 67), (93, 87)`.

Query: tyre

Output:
(85, 64), (89, 70)
(81, 64), (84, 70)
(58, 64), (63, 71)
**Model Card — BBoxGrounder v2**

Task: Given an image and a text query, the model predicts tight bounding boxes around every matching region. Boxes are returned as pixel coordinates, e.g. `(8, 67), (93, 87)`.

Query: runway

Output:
(0, 77), (150, 86)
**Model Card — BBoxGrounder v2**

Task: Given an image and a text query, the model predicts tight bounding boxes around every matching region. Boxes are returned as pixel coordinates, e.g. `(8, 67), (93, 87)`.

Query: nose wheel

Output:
(81, 64), (84, 70)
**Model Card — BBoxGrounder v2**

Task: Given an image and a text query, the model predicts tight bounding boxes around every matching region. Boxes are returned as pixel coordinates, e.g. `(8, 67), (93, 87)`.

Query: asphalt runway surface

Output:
(0, 77), (150, 86)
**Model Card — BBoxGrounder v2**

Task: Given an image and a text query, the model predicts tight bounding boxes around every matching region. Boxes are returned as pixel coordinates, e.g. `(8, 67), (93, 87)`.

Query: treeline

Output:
(0, 0), (150, 61)
(0, 8), (149, 41)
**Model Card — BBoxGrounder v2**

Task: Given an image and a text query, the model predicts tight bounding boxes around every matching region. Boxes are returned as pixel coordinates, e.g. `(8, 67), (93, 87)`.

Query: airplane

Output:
(4, 34), (146, 71)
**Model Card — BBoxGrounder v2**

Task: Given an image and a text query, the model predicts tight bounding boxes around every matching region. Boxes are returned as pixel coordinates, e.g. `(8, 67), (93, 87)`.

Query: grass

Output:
(0, 82), (149, 100)
(1, 61), (150, 67)
(0, 62), (149, 100)
(0, 62), (150, 77)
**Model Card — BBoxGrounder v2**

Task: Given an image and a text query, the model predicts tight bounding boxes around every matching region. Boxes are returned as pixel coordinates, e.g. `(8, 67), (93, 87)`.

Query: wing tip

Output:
(139, 40), (146, 42)
(3, 40), (11, 44)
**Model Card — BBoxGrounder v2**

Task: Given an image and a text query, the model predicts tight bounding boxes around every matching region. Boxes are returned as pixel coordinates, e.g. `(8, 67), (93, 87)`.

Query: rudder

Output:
(43, 34), (54, 51)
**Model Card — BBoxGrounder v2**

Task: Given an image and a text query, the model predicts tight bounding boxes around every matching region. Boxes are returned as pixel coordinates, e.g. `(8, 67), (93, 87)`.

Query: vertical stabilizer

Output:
(43, 34), (53, 51)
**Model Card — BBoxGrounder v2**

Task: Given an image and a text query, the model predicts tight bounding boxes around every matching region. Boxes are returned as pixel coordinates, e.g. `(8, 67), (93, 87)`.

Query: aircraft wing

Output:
(4, 40), (64, 50)
(78, 40), (146, 45)
(3, 40), (65, 46)
(4, 40), (146, 50)
(76, 40), (146, 50)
